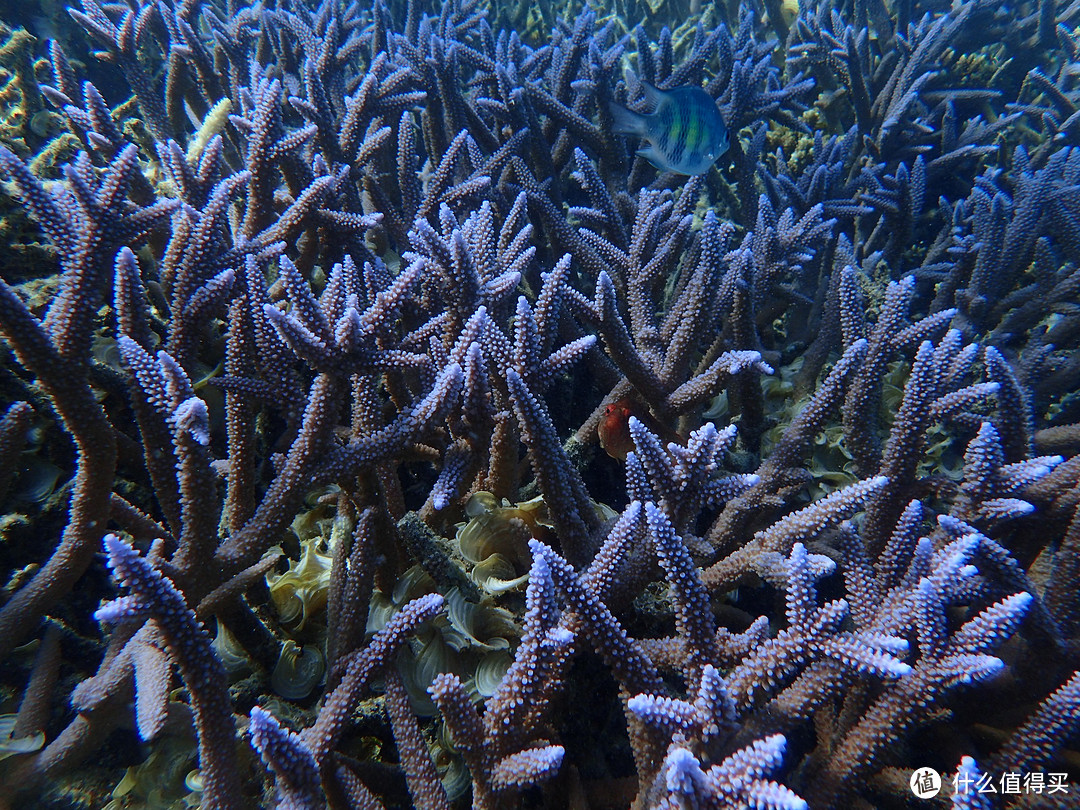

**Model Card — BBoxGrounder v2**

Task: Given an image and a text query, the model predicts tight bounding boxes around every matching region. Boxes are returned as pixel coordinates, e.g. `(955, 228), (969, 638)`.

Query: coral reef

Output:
(0, 0), (1078, 807)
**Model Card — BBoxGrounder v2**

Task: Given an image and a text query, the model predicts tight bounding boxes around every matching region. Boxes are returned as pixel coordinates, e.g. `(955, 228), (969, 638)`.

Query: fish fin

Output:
(636, 143), (675, 173)
(639, 80), (667, 110)
(608, 101), (649, 136)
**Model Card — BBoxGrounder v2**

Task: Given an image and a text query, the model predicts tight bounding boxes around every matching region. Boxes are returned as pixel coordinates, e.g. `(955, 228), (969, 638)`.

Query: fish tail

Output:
(607, 101), (649, 136)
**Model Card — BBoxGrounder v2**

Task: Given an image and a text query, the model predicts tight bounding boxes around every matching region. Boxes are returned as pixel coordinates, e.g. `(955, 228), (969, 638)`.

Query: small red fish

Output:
(598, 398), (680, 461)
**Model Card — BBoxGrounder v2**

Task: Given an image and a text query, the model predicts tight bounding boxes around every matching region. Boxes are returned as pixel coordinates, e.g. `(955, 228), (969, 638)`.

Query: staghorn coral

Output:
(0, 0), (1078, 808)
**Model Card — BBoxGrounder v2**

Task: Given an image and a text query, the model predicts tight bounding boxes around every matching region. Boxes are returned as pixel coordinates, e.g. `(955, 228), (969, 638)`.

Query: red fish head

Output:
(598, 399), (636, 461)
(598, 398), (684, 461)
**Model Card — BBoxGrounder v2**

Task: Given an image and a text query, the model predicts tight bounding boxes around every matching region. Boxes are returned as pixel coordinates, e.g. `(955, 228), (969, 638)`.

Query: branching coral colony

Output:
(0, 0), (1078, 807)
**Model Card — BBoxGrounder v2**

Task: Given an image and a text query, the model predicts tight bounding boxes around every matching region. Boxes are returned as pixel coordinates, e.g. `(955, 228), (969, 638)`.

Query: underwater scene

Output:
(0, 0), (1079, 807)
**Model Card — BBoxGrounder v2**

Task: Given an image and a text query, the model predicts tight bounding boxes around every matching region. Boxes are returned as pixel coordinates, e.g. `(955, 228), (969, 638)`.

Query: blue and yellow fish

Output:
(609, 82), (729, 176)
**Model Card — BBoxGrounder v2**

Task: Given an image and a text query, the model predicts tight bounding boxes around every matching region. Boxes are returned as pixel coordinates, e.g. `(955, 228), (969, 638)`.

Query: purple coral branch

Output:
(96, 534), (240, 809)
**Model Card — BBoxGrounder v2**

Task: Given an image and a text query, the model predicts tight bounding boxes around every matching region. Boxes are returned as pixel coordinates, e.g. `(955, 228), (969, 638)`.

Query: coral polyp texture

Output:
(0, 0), (1078, 807)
